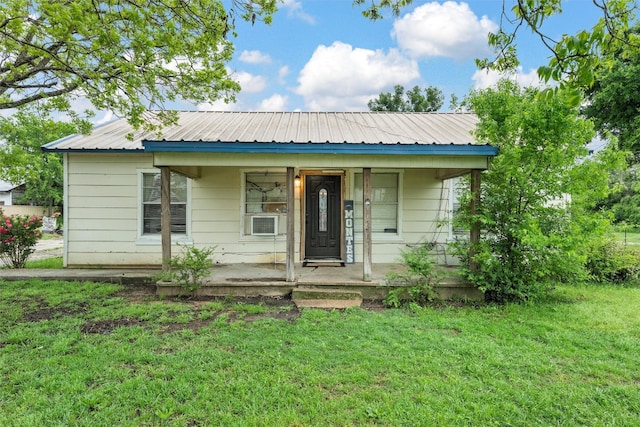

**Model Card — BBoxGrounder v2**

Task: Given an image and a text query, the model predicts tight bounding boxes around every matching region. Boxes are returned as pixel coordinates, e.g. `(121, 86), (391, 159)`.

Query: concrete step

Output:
(292, 287), (363, 309)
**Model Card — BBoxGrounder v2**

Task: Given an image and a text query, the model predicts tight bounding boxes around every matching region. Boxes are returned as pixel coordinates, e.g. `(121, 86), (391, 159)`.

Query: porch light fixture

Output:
(294, 175), (301, 187)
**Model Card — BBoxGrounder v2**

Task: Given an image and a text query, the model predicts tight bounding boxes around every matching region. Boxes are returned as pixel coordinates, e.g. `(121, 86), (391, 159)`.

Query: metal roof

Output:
(44, 111), (491, 154)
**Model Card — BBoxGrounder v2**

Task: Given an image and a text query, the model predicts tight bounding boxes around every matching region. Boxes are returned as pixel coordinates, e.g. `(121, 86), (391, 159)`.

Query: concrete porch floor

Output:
(212, 262), (406, 284)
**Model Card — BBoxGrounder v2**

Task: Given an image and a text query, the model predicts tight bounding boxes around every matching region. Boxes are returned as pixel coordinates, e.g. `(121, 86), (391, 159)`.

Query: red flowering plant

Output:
(0, 209), (43, 268)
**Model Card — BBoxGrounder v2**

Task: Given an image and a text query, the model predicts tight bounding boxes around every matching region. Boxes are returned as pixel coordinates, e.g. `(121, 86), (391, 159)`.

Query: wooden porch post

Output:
(161, 166), (172, 271)
(286, 167), (295, 282)
(363, 167), (372, 282)
(469, 169), (481, 273)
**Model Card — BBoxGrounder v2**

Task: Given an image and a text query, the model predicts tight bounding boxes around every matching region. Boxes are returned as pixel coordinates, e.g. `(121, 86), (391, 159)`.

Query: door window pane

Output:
(319, 188), (327, 232)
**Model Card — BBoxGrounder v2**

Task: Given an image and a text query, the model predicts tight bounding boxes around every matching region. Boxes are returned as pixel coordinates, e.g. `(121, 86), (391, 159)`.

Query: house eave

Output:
(142, 140), (499, 157)
(42, 147), (145, 153)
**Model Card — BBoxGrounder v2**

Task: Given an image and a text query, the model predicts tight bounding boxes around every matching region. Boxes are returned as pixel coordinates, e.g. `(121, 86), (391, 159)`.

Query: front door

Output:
(304, 175), (342, 259)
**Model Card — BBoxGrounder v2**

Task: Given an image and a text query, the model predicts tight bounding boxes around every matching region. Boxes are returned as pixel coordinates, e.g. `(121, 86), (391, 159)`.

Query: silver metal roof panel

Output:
(44, 111), (481, 151)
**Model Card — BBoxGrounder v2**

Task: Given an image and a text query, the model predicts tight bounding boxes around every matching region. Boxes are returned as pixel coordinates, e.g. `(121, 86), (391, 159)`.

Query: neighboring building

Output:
(43, 111), (497, 275)
(0, 180), (25, 206)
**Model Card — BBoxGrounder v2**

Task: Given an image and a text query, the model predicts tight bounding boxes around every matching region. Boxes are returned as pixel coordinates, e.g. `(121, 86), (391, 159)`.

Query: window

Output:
(244, 171), (287, 236)
(354, 172), (399, 234)
(141, 171), (187, 235)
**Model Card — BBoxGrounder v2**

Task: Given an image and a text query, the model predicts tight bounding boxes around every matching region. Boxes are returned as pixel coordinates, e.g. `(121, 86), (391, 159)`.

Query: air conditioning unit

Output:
(251, 215), (278, 236)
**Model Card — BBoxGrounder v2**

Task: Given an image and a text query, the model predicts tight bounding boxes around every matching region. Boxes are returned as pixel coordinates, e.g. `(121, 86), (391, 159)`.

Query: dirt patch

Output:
(15, 285), (392, 337)
(21, 299), (88, 322)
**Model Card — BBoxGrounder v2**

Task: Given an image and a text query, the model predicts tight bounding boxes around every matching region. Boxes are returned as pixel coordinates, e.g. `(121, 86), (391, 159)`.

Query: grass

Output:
(2, 281), (640, 426)
(25, 256), (63, 269)
(39, 232), (63, 241)
(613, 230), (640, 246)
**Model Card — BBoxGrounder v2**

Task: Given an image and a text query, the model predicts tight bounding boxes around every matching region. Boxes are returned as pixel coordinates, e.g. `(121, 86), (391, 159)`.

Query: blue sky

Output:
(182, 0), (603, 114)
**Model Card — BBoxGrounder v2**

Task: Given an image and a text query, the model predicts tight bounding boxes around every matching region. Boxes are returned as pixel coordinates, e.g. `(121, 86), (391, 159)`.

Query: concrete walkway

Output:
(1, 262), (400, 286)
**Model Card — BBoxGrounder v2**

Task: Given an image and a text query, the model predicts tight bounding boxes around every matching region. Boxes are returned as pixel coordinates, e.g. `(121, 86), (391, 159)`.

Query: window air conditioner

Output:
(251, 215), (278, 236)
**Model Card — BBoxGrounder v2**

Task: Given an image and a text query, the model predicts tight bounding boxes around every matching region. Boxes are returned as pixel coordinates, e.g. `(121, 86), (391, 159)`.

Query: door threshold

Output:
(303, 258), (345, 267)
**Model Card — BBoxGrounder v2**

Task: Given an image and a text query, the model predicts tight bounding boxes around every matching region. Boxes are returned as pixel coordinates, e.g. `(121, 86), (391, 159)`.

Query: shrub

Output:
(0, 209), (42, 269)
(158, 245), (215, 296)
(384, 244), (438, 308)
(584, 238), (640, 284)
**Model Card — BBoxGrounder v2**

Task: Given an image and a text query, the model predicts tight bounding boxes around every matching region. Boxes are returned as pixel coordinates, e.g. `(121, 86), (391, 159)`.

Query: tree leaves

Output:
(454, 81), (620, 302)
(367, 84), (444, 112)
(0, 0), (276, 131)
(0, 111), (78, 210)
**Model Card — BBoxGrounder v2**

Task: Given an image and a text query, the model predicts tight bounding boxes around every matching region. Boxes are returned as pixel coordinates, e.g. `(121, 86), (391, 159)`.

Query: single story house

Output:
(0, 180), (25, 206)
(44, 111), (497, 281)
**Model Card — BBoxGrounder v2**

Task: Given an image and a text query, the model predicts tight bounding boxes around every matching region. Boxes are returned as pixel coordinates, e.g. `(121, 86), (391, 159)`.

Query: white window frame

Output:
(350, 169), (403, 242)
(240, 169), (288, 240)
(135, 169), (192, 245)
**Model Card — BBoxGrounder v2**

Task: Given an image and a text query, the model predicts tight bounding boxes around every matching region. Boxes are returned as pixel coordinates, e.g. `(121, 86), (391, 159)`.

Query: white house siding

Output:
(65, 155), (456, 266)
(190, 167), (298, 265)
(66, 158), (299, 266)
(0, 192), (11, 206)
(354, 169), (453, 264)
(66, 153), (156, 266)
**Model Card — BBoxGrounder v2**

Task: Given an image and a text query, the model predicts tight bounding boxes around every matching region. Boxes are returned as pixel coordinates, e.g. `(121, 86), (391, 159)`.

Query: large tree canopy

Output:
(0, 0), (276, 131)
(367, 85), (444, 112)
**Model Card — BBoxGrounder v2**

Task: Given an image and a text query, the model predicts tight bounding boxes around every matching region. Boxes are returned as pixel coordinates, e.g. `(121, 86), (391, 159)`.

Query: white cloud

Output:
(231, 71), (267, 93)
(281, 0), (315, 24)
(392, 1), (498, 60)
(258, 94), (288, 111)
(295, 41), (419, 111)
(472, 67), (544, 90)
(238, 50), (272, 64)
(278, 66), (289, 84)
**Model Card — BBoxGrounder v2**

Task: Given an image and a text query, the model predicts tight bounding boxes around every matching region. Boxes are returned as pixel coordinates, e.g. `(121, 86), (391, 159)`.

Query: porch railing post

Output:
(161, 166), (172, 271)
(286, 167), (295, 282)
(470, 169), (481, 273)
(363, 167), (372, 282)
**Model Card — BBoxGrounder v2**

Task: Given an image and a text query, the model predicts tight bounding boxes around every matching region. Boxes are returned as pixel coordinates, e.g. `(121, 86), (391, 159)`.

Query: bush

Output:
(0, 209), (42, 269)
(584, 238), (640, 284)
(384, 244), (438, 308)
(158, 245), (216, 296)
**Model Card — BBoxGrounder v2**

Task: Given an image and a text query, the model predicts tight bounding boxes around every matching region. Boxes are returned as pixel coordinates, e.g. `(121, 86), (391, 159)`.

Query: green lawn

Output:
(613, 230), (640, 246)
(2, 280), (640, 426)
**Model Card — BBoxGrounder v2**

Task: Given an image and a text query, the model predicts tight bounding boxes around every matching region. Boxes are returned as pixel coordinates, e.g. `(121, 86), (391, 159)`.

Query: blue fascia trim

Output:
(142, 140), (499, 156)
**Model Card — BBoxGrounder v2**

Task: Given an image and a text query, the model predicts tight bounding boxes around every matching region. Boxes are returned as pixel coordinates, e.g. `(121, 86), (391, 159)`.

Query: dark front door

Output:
(305, 175), (342, 259)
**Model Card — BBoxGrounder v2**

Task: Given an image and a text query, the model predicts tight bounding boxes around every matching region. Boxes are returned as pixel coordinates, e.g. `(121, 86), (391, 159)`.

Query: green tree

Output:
(581, 26), (640, 225)
(368, 85), (444, 112)
(0, 111), (78, 213)
(596, 163), (640, 226)
(454, 80), (623, 303)
(583, 26), (640, 156)
(0, 0), (276, 131)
